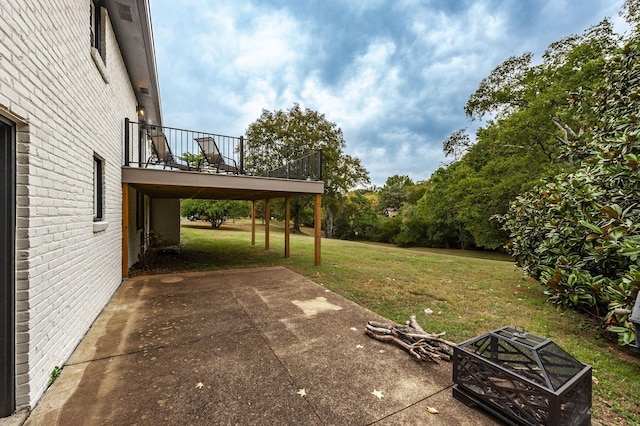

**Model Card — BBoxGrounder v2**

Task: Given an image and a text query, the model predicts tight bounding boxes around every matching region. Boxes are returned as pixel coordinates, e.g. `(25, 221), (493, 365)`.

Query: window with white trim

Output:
(93, 155), (104, 222)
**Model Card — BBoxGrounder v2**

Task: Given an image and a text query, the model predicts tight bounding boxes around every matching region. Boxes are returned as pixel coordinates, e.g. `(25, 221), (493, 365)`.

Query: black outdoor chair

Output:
(146, 130), (194, 171)
(195, 136), (238, 173)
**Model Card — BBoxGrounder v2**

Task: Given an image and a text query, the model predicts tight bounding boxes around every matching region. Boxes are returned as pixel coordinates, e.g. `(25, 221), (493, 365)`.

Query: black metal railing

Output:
(124, 119), (322, 181)
(124, 119), (244, 173)
(262, 149), (322, 181)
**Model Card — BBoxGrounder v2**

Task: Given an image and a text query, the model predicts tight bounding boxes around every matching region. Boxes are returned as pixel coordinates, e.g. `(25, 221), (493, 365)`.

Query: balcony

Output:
(123, 119), (322, 180)
(122, 119), (324, 200)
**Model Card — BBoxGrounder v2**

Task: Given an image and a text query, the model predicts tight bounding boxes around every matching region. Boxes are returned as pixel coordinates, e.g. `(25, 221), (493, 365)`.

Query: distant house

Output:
(0, 0), (323, 417)
(384, 208), (400, 218)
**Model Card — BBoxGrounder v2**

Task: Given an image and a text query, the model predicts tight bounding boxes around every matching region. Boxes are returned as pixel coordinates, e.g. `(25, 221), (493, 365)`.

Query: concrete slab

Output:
(23, 266), (499, 425)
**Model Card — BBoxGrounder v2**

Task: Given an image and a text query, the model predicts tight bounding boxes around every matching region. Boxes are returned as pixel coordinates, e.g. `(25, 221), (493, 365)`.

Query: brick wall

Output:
(0, 0), (138, 409)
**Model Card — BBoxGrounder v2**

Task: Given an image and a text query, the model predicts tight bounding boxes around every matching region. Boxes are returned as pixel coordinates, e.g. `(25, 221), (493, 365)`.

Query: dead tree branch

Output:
(365, 317), (456, 363)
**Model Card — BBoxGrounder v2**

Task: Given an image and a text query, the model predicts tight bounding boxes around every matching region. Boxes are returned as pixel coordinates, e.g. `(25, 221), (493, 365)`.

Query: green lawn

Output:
(136, 220), (640, 425)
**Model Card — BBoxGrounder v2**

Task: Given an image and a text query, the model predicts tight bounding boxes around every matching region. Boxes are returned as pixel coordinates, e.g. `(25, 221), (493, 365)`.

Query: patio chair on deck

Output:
(195, 136), (238, 173)
(146, 131), (195, 171)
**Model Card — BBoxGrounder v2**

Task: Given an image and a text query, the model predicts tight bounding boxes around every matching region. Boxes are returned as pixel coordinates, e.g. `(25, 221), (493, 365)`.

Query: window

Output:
(90, 0), (108, 82)
(90, 1), (103, 57)
(93, 155), (104, 222)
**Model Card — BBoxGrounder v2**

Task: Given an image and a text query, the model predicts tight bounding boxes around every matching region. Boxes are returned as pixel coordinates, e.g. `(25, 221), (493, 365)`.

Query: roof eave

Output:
(105, 0), (162, 126)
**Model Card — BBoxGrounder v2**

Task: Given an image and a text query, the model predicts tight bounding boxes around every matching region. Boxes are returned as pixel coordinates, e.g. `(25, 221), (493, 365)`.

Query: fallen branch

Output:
(365, 317), (456, 363)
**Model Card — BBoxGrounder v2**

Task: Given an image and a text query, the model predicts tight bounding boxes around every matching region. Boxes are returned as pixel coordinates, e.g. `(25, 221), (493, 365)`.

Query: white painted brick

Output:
(1, 0), (140, 411)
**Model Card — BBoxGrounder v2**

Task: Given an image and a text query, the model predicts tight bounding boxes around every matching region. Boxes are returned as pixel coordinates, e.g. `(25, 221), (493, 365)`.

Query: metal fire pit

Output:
(453, 327), (591, 426)
(630, 292), (640, 352)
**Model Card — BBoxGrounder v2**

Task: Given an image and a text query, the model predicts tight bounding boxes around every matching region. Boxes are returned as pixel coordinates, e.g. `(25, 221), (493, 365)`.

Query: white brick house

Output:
(0, 0), (162, 415)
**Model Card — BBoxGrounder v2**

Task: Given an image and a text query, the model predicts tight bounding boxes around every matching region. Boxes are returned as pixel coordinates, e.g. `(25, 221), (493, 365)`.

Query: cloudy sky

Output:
(150, 0), (627, 187)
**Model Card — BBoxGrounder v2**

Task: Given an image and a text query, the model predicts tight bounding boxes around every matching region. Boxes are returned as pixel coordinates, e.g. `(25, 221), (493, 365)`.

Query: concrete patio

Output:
(17, 267), (497, 425)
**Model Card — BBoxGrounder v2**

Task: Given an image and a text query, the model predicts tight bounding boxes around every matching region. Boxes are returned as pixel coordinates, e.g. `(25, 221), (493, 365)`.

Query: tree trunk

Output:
(292, 198), (301, 233)
(325, 208), (334, 239)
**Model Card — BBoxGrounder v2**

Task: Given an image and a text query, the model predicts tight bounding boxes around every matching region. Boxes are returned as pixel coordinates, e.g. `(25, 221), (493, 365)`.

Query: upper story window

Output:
(90, 0), (109, 82)
(90, 1), (103, 57)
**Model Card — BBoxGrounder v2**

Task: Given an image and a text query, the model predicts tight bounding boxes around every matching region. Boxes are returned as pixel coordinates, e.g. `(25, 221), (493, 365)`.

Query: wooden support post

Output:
(122, 183), (129, 278)
(284, 196), (291, 258)
(314, 194), (321, 266)
(265, 199), (270, 251)
(251, 200), (256, 246)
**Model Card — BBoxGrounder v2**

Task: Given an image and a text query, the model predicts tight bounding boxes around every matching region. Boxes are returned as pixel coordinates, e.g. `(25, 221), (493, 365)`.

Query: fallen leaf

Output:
(195, 382), (204, 389)
(592, 376), (600, 385)
(297, 388), (307, 397)
(425, 406), (439, 414)
(372, 389), (384, 399)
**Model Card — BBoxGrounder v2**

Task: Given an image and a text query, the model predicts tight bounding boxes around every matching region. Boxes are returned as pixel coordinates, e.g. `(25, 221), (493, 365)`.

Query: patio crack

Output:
(366, 384), (455, 425)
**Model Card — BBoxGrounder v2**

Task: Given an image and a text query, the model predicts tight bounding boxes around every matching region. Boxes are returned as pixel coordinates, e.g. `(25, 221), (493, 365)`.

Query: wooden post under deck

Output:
(314, 194), (321, 266)
(251, 200), (256, 246)
(284, 196), (291, 258)
(265, 199), (270, 251)
(122, 183), (129, 278)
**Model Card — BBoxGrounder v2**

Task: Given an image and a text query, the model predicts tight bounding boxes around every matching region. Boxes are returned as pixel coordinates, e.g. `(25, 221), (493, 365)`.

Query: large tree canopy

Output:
(244, 104), (369, 235)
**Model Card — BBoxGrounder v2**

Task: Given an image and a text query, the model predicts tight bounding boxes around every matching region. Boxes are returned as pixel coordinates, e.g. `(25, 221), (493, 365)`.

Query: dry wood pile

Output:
(365, 315), (456, 363)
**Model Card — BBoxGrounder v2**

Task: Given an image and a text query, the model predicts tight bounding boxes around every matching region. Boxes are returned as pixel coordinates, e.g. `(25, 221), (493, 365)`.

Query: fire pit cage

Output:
(630, 291), (640, 351)
(453, 326), (591, 426)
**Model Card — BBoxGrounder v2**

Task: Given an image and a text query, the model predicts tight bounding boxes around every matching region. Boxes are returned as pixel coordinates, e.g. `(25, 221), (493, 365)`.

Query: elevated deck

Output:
(122, 167), (324, 200)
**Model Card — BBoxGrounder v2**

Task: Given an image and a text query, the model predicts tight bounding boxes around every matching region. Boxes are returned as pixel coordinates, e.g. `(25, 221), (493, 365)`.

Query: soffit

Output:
(105, 0), (162, 126)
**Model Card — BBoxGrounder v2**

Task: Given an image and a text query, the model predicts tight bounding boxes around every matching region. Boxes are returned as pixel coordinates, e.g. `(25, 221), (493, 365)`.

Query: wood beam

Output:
(251, 200), (256, 246)
(314, 194), (321, 266)
(122, 183), (129, 278)
(284, 196), (291, 258)
(265, 199), (270, 251)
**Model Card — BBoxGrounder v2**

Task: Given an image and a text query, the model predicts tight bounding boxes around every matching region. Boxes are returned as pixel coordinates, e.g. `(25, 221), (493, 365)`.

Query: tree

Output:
(464, 53), (534, 121)
(180, 199), (250, 228)
(333, 191), (379, 240)
(377, 174), (414, 214)
(397, 165), (475, 249)
(442, 129), (472, 161)
(424, 19), (618, 250)
(244, 104), (370, 236)
(501, 33), (640, 346)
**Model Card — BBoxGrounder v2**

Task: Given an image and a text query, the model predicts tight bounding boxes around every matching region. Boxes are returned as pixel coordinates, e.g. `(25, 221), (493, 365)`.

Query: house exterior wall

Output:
(127, 188), (144, 268)
(150, 199), (181, 245)
(0, 0), (137, 409)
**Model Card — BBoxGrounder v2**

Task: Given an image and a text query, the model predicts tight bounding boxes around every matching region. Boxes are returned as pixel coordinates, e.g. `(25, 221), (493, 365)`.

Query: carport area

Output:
(22, 267), (495, 425)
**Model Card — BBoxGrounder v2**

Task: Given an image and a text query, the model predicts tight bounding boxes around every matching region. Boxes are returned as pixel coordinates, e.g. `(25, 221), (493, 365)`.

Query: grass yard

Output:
(135, 219), (640, 425)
